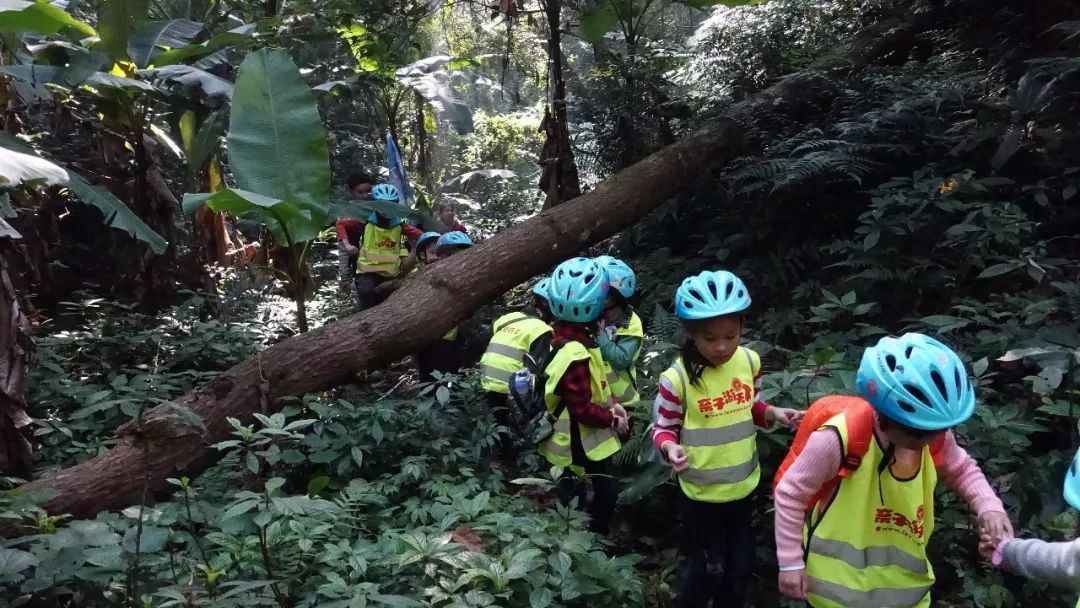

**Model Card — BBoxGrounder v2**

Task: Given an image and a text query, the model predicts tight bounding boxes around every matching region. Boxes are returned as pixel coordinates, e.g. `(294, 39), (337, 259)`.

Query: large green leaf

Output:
(66, 175), (168, 254)
(0, 146), (69, 186)
(139, 64), (233, 98)
(128, 18), (204, 68)
(97, 0), (149, 60)
(0, 131), (167, 253)
(228, 48), (330, 230)
(1, 63), (156, 95)
(184, 188), (322, 244)
(151, 24), (257, 66)
(329, 200), (438, 231)
(0, 0), (96, 36)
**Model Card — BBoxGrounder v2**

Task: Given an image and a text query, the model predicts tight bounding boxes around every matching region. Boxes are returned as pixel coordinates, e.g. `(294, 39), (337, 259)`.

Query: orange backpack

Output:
(773, 395), (946, 515)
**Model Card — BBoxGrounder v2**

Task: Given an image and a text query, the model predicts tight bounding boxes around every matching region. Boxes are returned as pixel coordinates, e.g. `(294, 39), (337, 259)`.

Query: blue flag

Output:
(385, 134), (412, 205)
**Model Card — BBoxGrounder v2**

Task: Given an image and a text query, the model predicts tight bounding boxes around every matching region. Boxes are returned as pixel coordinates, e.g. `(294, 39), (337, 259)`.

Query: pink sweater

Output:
(773, 421), (1006, 569)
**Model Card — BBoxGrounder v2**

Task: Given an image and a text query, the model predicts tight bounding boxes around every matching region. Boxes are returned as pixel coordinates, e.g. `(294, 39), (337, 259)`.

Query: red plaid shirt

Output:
(552, 322), (615, 429)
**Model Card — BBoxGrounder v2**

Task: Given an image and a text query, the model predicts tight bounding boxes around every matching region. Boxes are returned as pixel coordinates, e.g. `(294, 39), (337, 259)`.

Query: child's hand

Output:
(978, 511), (1013, 549)
(611, 404), (629, 435)
(978, 532), (1002, 562)
(767, 406), (804, 429)
(661, 442), (689, 472)
(778, 569), (808, 600)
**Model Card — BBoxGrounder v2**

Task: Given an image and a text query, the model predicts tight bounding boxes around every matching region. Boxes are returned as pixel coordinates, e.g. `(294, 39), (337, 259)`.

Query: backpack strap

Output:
(929, 432), (948, 468)
(837, 399), (877, 477)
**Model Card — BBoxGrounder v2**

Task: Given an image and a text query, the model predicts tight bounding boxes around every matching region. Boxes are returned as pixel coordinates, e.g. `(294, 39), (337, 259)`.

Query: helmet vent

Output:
(904, 346), (914, 358)
(905, 384), (932, 408)
(689, 289), (703, 302)
(707, 281), (718, 299)
(1072, 458), (1077, 477)
(930, 370), (948, 401)
(885, 354), (897, 371)
(898, 401), (917, 414)
(724, 281), (734, 298)
(954, 367), (963, 391)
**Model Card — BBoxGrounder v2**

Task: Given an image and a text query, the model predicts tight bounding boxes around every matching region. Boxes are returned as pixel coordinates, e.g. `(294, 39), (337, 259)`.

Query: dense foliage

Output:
(1, 0), (1079, 606)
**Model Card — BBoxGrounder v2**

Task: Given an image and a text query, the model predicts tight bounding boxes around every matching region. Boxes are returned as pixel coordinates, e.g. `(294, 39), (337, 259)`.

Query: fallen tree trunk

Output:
(18, 0), (960, 514)
(20, 116), (748, 517)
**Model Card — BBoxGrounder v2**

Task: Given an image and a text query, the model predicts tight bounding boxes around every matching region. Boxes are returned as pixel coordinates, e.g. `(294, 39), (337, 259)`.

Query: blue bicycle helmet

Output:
(595, 255), (636, 299)
(675, 270), (751, 320)
(371, 183), (400, 202)
(548, 257), (609, 323)
(856, 333), (976, 431)
(1064, 449), (1080, 511)
(435, 231), (472, 253)
(532, 277), (551, 299)
(416, 231), (440, 251)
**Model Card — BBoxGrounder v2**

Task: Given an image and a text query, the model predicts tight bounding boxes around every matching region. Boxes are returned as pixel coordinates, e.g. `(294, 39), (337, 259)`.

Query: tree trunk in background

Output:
(0, 240), (33, 480)
(413, 91), (430, 188)
(539, 0), (581, 209)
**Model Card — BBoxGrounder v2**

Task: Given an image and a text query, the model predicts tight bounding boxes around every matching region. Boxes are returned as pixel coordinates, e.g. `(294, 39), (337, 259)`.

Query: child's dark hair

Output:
(680, 315), (743, 386)
(347, 172), (374, 189)
(438, 202), (453, 213)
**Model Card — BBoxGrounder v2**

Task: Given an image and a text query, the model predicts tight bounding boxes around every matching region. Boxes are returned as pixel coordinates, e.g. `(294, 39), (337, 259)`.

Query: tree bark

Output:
(539, 0), (581, 208)
(0, 242), (32, 480)
(16, 113), (754, 517)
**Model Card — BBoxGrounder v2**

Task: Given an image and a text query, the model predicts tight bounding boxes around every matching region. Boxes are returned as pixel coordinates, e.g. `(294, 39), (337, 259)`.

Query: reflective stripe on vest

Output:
(538, 340), (620, 467)
(603, 311), (643, 406)
(659, 347), (761, 503)
(357, 223), (405, 276)
(478, 312), (552, 394)
(804, 413), (936, 608)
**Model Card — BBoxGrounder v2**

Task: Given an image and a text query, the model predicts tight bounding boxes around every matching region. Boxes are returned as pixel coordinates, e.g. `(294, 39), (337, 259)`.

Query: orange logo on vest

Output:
(696, 377), (753, 416)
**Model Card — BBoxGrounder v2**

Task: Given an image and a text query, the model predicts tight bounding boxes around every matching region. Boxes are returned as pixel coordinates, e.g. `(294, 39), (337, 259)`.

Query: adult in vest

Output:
(541, 257), (628, 535)
(774, 333), (1012, 608)
(335, 172), (374, 292)
(593, 256), (644, 424)
(652, 270), (801, 608)
(480, 278), (555, 449)
(983, 447), (1080, 602)
(354, 184), (421, 310)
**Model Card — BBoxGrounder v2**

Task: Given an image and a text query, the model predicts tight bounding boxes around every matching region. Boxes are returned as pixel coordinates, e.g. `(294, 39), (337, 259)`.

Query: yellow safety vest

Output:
(660, 347), (761, 503)
(538, 340), (620, 467)
(357, 223), (407, 276)
(804, 413), (937, 608)
(479, 312), (553, 394)
(603, 311), (643, 406)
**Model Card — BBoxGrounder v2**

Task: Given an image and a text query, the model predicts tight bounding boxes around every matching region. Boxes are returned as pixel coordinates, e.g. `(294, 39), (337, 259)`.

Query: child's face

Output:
(420, 243), (437, 263)
(687, 315), (742, 366)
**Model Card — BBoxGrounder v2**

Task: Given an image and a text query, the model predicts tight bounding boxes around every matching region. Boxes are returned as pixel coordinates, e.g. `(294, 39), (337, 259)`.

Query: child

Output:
(774, 332), (1012, 608)
(593, 256), (644, 413)
(980, 448), (1079, 596)
(541, 257), (629, 534)
(433, 231), (472, 259)
(480, 278), (555, 449)
(415, 232), (486, 382)
(653, 270), (802, 608)
(354, 183), (421, 310)
(415, 231), (441, 265)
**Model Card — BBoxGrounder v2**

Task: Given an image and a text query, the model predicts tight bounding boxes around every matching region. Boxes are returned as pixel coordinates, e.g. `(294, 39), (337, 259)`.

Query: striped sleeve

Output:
(652, 373), (684, 450)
